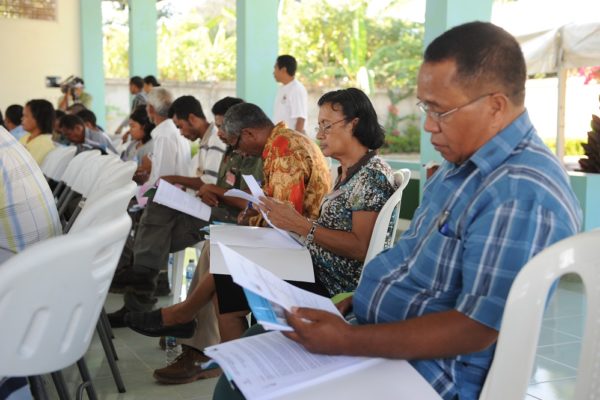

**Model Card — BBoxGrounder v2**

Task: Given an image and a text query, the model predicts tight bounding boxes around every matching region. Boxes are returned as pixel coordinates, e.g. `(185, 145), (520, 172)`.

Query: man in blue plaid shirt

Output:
(283, 22), (582, 400)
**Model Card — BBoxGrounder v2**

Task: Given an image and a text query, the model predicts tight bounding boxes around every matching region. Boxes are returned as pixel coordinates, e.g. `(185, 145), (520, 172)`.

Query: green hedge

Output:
(543, 139), (585, 156)
(380, 124), (420, 154)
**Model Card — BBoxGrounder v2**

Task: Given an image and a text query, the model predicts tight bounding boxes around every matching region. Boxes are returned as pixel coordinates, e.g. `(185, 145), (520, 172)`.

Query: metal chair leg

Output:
(75, 381), (92, 400)
(98, 312), (118, 360)
(101, 307), (115, 339)
(28, 375), (49, 400)
(51, 371), (71, 400)
(76, 358), (98, 400)
(96, 323), (126, 393)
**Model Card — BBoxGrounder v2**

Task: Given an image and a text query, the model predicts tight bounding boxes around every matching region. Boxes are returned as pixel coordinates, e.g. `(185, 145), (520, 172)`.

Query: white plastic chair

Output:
(364, 168), (411, 264)
(41, 146), (77, 182)
(0, 214), (131, 398)
(54, 149), (101, 203)
(479, 229), (600, 399)
(69, 182), (137, 234)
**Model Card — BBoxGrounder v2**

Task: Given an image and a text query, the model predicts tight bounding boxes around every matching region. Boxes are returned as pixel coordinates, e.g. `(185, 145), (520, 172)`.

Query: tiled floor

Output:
(39, 276), (584, 399)
(41, 293), (218, 400)
(526, 276), (584, 399)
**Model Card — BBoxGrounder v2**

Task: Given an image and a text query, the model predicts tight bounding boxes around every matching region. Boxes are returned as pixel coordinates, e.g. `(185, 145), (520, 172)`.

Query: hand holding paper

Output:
(153, 179), (212, 221)
(216, 243), (340, 330)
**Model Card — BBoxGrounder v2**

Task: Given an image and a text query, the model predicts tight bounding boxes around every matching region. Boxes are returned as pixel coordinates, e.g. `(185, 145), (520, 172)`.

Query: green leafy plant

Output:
(380, 124), (420, 154)
(578, 95), (600, 172)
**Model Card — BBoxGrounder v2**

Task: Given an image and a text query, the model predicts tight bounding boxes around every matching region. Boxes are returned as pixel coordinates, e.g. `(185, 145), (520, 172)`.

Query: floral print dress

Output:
(308, 154), (397, 296)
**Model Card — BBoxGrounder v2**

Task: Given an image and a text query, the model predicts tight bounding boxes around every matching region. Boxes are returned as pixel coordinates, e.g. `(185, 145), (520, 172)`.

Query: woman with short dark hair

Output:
(19, 99), (56, 165)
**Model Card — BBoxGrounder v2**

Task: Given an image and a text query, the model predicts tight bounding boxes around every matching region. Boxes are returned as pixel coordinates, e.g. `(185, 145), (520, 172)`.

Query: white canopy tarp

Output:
(516, 22), (600, 74)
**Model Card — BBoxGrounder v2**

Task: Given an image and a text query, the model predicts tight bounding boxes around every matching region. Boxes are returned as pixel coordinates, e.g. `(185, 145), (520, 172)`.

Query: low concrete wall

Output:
(104, 79), (418, 137)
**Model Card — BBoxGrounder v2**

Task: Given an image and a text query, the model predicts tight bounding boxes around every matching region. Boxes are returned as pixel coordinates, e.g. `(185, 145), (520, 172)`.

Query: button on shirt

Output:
(147, 118), (191, 185)
(353, 111), (582, 400)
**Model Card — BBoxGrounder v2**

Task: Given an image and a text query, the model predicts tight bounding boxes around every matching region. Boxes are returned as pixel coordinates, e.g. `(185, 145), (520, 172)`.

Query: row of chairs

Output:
(0, 146), (138, 399)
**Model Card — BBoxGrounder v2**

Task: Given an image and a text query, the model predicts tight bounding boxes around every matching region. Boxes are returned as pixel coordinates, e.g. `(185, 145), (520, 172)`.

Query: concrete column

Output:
(236, 0), (279, 117)
(129, 0), (158, 77)
(419, 0), (493, 195)
(80, 0), (106, 127)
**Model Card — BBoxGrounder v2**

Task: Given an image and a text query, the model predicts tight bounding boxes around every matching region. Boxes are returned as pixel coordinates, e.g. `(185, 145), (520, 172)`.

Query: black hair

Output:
(26, 99), (55, 133)
(130, 76), (144, 89)
(317, 88), (384, 150)
(170, 95), (206, 121)
(223, 103), (273, 138)
(424, 21), (526, 105)
(55, 109), (66, 120)
(76, 109), (97, 127)
(66, 103), (87, 115)
(276, 55), (298, 76)
(129, 105), (155, 144)
(58, 114), (86, 130)
(143, 75), (161, 87)
(211, 97), (244, 117)
(0, 109), (3, 127)
(5, 104), (23, 126)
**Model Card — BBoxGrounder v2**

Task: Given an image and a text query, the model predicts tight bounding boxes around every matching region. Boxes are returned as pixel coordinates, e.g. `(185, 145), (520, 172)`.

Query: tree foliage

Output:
(279, 0), (423, 94)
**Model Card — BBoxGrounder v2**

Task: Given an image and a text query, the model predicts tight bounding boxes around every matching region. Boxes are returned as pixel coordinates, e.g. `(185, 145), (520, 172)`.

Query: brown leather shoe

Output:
(153, 345), (222, 384)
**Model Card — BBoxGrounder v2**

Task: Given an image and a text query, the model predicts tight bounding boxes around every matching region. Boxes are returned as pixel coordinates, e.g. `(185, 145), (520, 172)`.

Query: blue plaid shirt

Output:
(353, 111), (581, 400)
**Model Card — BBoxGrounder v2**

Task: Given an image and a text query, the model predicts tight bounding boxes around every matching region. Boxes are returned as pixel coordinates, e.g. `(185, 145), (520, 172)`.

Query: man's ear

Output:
(488, 92), (510, 128)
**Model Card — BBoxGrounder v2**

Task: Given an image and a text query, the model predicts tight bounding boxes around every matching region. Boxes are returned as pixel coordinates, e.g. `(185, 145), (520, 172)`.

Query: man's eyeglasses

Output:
(417, 93), (494, 123)
(314, 118), (347, 134)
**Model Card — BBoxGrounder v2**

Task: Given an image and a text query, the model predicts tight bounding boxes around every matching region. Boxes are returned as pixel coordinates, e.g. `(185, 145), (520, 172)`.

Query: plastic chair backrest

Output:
(85, 161), (137, 204)
(40, 146), (76, 181)
(47, 146), (77, 182)
(0, 214), (131, 375)
(60, 150), (101, 188)
(71, 154), (120, 196)
(479, 229), (600, 399)
(363, 169), (411, 264)
(70, 182), (137, 233)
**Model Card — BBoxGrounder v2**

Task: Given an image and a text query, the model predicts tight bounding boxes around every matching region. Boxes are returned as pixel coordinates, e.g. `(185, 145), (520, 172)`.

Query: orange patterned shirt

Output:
(250, 123), (331, 226)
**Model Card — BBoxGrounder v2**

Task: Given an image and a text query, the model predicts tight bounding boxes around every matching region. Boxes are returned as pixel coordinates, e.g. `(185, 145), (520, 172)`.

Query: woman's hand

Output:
(256, 196), (311, 235)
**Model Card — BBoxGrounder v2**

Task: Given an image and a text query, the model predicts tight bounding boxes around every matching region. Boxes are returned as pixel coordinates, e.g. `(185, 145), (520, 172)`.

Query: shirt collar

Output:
(467, 110), (533, 176)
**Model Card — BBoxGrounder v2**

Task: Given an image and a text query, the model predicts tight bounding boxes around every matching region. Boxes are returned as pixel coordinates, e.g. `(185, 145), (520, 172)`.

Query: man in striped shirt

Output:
(282, 22), (582, 400)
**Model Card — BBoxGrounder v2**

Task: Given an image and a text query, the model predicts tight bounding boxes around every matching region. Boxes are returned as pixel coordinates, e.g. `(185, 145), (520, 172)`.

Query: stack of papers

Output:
(204, 243), (443, 400)
(209, 225), (314, 282)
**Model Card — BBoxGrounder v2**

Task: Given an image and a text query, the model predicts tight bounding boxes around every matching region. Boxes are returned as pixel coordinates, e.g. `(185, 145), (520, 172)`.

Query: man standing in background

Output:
(273, 55), (308, 134)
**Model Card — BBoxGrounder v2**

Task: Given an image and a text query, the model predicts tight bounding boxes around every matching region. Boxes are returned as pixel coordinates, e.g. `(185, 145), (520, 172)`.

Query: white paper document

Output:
(205, 330), (442, 400)
(210, 225), (302, 249)
(153, 179), (211, 221)
(216, 243), (338, 323)
(210, 243), (314, 282)
(223, 188), (259, 204)
(224, 184), (302, 247)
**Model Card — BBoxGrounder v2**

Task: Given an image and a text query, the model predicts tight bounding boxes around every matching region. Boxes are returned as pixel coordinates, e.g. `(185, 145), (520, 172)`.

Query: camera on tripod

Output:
(46, 75), (85, 98)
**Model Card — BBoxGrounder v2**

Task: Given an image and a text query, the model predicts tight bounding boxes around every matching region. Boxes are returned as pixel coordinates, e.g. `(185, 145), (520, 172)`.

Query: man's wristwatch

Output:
(304, 221), (318, 245)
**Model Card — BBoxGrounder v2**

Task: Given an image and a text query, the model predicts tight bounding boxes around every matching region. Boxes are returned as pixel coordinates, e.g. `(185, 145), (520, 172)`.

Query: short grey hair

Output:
(146, 87), (173, 117)
(222, 103), (273, 138)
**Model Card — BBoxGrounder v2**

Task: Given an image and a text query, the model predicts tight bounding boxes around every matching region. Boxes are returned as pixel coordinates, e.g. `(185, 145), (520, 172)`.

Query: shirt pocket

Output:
(411, 228), (464, 294)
